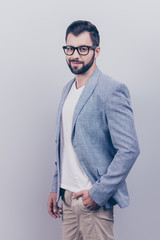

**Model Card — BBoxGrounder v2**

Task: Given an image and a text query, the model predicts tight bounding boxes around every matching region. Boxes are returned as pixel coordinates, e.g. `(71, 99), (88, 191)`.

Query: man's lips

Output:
(72, 62), (81, 65)
(70, 60), (83, 65)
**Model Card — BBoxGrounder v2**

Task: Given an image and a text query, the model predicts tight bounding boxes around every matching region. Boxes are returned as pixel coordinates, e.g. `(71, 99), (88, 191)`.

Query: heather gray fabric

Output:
(51, 67), (140, 209)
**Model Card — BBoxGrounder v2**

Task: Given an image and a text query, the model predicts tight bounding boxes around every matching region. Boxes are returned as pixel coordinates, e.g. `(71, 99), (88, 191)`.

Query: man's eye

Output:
(79, 47), (87, 52)
(67, 47), (73, 51)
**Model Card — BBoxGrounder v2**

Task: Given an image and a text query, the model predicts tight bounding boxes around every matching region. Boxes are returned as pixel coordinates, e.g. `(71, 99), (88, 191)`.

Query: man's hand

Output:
(47, 192), (62, 218)
(72, 190), (100, 210)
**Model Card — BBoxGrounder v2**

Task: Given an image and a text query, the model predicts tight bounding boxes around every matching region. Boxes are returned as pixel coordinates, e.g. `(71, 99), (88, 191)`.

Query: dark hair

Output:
(65, 20), (100, 46)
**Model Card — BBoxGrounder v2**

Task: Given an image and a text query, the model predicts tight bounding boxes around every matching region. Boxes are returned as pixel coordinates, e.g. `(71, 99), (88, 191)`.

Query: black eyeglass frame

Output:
(62, 45), (97, 56)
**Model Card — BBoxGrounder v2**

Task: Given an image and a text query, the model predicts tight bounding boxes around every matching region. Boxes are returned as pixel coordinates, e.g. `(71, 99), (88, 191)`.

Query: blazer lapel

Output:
(71, 67), (101, 140)
(56, 78), (75, 140)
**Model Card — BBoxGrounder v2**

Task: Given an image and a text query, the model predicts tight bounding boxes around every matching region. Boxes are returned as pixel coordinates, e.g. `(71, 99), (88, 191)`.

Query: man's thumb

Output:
(53, 199), (57, 212)
(72, 190), (83, 199)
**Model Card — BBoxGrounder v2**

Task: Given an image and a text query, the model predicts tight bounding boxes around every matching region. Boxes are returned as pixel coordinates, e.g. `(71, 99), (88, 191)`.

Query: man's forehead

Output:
(66, 31), (92, 46)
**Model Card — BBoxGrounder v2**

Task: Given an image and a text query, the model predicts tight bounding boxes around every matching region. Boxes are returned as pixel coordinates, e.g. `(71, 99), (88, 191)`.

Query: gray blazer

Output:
(51, 67), (140, 209)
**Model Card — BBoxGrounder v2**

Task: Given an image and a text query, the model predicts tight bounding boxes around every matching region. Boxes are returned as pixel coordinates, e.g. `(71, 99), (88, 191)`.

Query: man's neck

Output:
(75, 64), (97, 89)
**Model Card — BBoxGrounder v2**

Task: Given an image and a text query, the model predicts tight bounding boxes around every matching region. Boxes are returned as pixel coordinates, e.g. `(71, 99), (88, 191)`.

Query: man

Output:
(48, 20), (140, 240)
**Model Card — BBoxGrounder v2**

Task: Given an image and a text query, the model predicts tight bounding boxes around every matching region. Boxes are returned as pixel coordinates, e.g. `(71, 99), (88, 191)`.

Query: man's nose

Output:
(72, 48), (80, 58)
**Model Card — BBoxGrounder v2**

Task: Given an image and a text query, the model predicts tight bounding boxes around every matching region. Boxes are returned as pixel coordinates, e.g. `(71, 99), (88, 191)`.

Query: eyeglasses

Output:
(62, 45), (97, 56)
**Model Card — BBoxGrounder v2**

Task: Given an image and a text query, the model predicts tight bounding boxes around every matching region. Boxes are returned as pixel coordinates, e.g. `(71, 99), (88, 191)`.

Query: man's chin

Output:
(69, 65), (84, 75)
(71, 69), (86, 75)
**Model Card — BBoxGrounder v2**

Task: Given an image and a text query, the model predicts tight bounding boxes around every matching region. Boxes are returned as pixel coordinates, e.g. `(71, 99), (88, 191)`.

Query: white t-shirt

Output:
(60, 82), (92, 192)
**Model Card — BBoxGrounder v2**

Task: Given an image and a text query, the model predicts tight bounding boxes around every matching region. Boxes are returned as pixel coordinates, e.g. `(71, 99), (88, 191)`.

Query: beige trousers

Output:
(61, 189), (114, 240)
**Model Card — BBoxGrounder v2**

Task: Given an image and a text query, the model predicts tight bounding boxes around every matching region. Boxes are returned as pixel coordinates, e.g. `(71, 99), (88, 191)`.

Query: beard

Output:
(67, 52), (95, 75)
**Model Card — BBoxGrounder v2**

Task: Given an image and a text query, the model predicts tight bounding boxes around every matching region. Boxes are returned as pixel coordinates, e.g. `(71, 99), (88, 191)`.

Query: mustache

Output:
(69, 59), (83, 64)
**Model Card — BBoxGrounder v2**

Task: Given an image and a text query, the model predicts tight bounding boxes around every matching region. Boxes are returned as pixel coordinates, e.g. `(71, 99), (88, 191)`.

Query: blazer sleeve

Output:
(89, 83), (140, 206)
(50, 161), (58, 193)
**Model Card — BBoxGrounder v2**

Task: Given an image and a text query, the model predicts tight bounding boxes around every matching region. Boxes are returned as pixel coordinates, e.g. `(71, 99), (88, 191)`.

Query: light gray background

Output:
(0, 0), (159, 239)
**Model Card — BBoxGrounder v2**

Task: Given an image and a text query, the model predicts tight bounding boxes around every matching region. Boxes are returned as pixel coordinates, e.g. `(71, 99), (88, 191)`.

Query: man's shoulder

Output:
(94, 69), (130, 102)
(99, 71), (123, 88)
(98, 71), (128, 94)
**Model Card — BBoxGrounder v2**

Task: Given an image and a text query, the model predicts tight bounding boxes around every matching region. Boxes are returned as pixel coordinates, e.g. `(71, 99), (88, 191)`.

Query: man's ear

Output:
(95, 46), (100, 59)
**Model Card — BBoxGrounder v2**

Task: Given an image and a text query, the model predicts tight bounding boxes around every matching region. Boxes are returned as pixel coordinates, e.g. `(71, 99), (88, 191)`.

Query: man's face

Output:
(65, 32), (96, 75)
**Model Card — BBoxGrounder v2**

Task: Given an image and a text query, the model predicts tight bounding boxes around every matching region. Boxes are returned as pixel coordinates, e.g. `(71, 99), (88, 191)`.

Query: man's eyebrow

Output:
(66, 45), (89, 47)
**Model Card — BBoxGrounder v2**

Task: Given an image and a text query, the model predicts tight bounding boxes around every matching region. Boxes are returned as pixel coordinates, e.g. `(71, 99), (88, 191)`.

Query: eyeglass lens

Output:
(65, 46), (90, 55)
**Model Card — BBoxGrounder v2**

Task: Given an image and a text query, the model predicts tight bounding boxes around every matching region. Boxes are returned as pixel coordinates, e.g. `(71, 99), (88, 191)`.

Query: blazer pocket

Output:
(97, 166), (108, 178)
